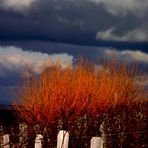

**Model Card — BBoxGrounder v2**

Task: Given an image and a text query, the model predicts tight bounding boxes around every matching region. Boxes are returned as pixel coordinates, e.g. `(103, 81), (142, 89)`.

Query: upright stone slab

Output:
(35, 134), (43, 148)
(57, 130), (69, 148)
(19, 123), (28, 147)
(90, 137), (103, 148)
(3, 134), (10, 148)
(100, 122), (106, 148)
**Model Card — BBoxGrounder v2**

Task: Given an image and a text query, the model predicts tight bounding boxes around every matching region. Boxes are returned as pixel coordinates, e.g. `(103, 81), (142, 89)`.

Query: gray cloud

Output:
(103, 49), (148, 63)
(0, 0), (37, 12)
(87, 0), (148, 17)
(96, 27), (148, 42)
(0, 46), (74, 76)
(2, 44), (148, 76)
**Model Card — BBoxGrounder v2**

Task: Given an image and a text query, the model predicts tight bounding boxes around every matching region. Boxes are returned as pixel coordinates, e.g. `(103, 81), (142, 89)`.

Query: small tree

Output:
(13, 60), (146, 147)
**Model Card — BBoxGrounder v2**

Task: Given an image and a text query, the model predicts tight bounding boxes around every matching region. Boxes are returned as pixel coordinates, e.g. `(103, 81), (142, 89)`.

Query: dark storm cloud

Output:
(0, 0), (147, 45)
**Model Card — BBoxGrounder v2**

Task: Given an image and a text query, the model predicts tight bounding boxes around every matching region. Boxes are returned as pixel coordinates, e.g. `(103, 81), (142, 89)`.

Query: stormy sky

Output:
(0, 0), (148, 104)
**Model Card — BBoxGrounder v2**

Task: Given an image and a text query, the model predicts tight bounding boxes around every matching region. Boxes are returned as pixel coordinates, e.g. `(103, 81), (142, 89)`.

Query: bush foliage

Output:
(13, 60), (147, 147)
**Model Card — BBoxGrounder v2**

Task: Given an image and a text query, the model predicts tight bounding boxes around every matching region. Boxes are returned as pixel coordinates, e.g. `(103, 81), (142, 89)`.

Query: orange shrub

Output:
(13, 59), (145, 146)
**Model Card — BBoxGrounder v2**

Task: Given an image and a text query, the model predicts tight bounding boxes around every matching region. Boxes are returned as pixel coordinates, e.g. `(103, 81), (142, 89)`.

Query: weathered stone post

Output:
(35, 134), (43, 148)
(19, 123), (28, 147)
(90, 137), (104, 148)
(57, 130), (69, 148)
(3, 134), (10, 148)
